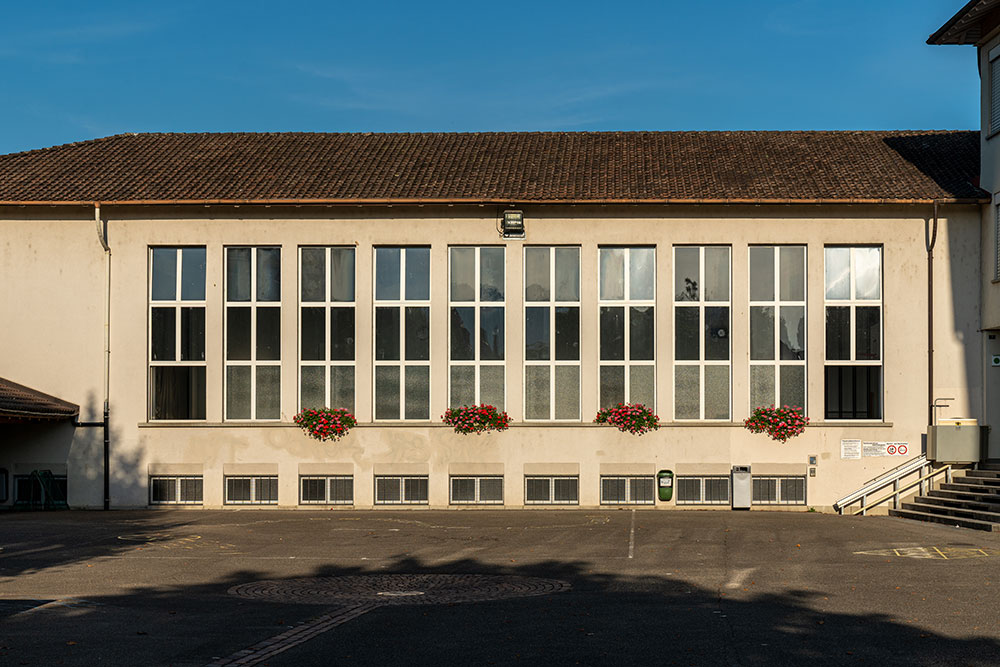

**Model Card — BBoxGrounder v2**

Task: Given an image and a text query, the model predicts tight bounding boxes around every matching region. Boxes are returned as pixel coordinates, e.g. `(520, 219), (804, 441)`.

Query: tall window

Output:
(598, 247), (655, 409)
(149, 247), (206, 420)
(824, 247), (882, 419)
(300, 247), (356, 412)
(225, 247), (280, 420)
(749, 246), (806, 411)
(524, 247), (581, 420)
(374, 247), (430, 420)
(674, 246), (731, 420)
(449, 247), (505, 409)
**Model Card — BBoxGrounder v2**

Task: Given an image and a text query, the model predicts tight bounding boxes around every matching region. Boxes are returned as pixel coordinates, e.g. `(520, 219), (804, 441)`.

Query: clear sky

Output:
(0, 0), (981, 155)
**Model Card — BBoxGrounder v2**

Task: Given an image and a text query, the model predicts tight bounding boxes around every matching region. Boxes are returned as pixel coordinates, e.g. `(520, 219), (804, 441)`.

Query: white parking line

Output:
(628, 510), (636, 559)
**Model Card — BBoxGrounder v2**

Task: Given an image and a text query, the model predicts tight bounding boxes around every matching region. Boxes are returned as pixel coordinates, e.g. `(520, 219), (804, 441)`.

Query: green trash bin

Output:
(657, 470), (674, 502)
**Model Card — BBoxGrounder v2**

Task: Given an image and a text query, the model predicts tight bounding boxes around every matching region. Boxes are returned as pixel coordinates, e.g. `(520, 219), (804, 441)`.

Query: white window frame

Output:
(598, 247), (656, 410)
(148, 246), (207, 421)
(373, 247), (431, 421)
(524, 475), (580, 505)
(298, 246), (356, 412)
(524, 246), (582, 421)
(674, 475), (731, 505)
(299, 475), (354, 505)
(374, 475), (429, 505)
(748, 245), (807, 412)
(448, 246), (506, 409)
(149, 475), (204, 505)
(449, 475), (505, 505)
(751, 475), (807, 505)
(672, 246), (731, 421)
(224, 246), (281, 421)
(600, 476), (655, 505)
(823, 246), (883, 420)
(224, 475), (278, 505)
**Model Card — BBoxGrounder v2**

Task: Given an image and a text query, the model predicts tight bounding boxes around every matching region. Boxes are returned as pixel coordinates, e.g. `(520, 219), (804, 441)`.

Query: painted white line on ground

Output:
(628, 509), (636, 559)
(725, 567), (756, 589)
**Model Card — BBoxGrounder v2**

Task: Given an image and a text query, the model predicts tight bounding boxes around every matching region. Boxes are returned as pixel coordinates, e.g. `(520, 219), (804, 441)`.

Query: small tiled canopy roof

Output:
(0, 377), (79, 423)
(0, 131), (985, 205)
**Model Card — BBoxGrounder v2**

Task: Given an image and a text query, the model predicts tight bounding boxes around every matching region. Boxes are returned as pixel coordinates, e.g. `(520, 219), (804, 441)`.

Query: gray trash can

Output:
(732, 465), (752, 510)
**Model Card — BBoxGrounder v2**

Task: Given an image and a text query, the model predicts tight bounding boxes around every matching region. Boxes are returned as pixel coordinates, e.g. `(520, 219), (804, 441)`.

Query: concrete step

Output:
(901, 501), (1000, 524)
(939, 481), (1000, 496)
(888, 508), (1000, 531)
(978, 462), (1000, 472)
(927, 488), (1000, 504)
(962, 471), (1000, 483)
(917, 494), (1000, 512)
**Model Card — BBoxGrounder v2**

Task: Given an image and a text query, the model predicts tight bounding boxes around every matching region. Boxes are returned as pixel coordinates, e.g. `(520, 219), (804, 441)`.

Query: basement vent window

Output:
(752, 475), (807, 505)
(524, 476), (579, 505)
(600, 476), (655, 505)
(299, 475), (354, 505)
(150, 476), (204, 505)
(374, 475), (429, 505)
(14, 475), (67, 506)
(450, 476), (504, 505)
(225, 475), (278, 505)
(675, 475), (730, 505)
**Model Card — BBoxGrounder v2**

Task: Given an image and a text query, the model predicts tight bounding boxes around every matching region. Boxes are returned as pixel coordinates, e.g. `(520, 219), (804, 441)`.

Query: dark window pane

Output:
(450, 307), (475, 360)
(674, 308), (699, 360)
(856, 307), (880, 361)
(151, 308), (176, 361)
(779, 306), (806, 360)
(554, 307), (579, 360)
(405, 307), (430, 360)
(151, 367), (206, 420)
(525, 307), (550, 361)
(151, 478), (176, 503)
(825, 307), (851, 360)
(750, 306), (774, 361)
(226, 365), (251, 419)
(181, 247), (206, 301)
(405, 366), (430, 419)
(704, 306), (729, 361)
(179, 477), (202, 502)
(256, 477), (278, 503)
(780, 365), (806, 410)
(256, 366), (280, 419)
(151, 248), (177, 301)
(375, 366), (400, 419)
(553, 477), (578, 503)
(227, 247), (252, 302)
(405, 248), (430, 300)
(226, 478), (251, 502)
(629, 306), (654, 360)
(330, 248), (355, 302)
(300, 247), (326, 302)
(376, 477), (401, 503)
(331, 366), (355, 412)
(330, 477), (353, 502)
(330, 307), (355, 361)
(180, 307), (205, 361)
(525, 478), (550, 502)
(600, 307), (625, 361)
(480, 247), (505, 301)
(256, 247), (281, 302)
(256, 307), (280, 361)
(227, 307), (251, 361)
(300, 366), (325, 410)
(452, 477), (476, 502)
(375, 307), (400, 361)
(480, 307), (504, 361)
(404, 477), (428, 502)
(600, 365), (625, 409)
(824, 366), (882, 419)
(450, 366), (475, 408)
(300, 307), (325, 361)
(375, 247), (400, 301)
(302, 478), (326, 502)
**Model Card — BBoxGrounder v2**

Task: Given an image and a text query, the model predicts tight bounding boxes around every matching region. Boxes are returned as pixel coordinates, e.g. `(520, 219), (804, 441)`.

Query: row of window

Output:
(149, 474), (807, 506)
(149, 244), (882, 422)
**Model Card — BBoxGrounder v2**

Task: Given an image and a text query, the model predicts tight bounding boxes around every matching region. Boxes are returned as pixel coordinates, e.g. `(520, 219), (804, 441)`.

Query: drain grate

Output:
(228, 573), (570, 606)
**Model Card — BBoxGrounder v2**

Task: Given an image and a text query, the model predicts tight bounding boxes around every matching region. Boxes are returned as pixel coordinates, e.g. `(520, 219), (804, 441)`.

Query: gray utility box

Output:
(927, 419), (981, 463)
(732, 465), (752, 510)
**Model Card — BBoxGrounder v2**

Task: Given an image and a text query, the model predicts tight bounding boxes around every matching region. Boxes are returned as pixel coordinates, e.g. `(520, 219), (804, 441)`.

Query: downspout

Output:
(926, 201), (940, 427)
(96, 203), (111, 510)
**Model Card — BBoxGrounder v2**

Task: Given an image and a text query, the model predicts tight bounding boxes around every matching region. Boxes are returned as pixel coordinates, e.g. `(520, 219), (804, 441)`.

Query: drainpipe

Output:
(926, 201), (939, 427)
(95, 203), (111, 510)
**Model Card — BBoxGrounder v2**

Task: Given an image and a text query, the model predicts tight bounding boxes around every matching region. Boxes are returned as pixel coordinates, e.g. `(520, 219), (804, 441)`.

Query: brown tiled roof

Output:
(0, 131), (985, 205)
(0, 377), (79, 422)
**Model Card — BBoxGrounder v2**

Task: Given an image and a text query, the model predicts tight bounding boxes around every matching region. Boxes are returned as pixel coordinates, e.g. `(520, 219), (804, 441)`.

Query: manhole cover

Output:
(228, 574), (570, 606)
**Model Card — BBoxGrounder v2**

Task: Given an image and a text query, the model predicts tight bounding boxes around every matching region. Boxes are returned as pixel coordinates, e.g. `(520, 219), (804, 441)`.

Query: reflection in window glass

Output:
(600, 247), (655, 410)
(449, 247), (505, 410)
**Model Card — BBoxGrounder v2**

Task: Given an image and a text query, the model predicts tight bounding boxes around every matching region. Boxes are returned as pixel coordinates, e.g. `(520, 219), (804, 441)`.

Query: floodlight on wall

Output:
(501, 209), (525, 239)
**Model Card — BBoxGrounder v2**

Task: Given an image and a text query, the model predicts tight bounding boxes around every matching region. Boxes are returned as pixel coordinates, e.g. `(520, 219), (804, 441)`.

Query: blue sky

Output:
(0, 1), (980, 155)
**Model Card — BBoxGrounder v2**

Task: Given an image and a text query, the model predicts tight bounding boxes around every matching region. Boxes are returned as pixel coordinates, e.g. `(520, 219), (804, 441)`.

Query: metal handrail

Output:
(848, 464), (952, 516)
(861, 454), (929, 486)
(833, 455), (928, 512)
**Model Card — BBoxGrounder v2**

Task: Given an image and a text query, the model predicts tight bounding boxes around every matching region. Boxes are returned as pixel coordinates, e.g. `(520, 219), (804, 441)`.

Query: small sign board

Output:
(863, 441), (888, 457)
(841, 439), (862, 459)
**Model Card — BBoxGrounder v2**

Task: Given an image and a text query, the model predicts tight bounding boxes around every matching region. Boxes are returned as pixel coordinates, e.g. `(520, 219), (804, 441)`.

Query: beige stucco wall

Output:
(0, 203), (984, 508)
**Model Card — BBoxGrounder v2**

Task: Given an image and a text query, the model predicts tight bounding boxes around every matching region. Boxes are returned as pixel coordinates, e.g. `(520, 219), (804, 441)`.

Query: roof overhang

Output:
(929, 0), (1000, 45)
(0, 377), (79, 424)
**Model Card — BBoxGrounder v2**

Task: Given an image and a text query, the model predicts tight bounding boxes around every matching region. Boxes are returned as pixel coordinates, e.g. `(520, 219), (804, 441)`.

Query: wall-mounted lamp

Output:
(501, 209), (525, 239)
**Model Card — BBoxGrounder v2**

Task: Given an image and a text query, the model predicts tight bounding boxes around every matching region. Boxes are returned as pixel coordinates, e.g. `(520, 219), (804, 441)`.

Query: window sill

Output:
(138, 420), (894, 429)
(809, 420), (893, 427)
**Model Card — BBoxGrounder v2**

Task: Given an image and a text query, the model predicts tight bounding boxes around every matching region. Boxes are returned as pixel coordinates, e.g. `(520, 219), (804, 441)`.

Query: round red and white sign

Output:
(886, 444), (897, 455)
(898, 444), (907, 456)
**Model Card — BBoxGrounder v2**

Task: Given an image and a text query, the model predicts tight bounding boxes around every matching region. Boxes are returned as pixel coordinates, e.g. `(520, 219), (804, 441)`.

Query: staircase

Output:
(889, 462), (1000, 531)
